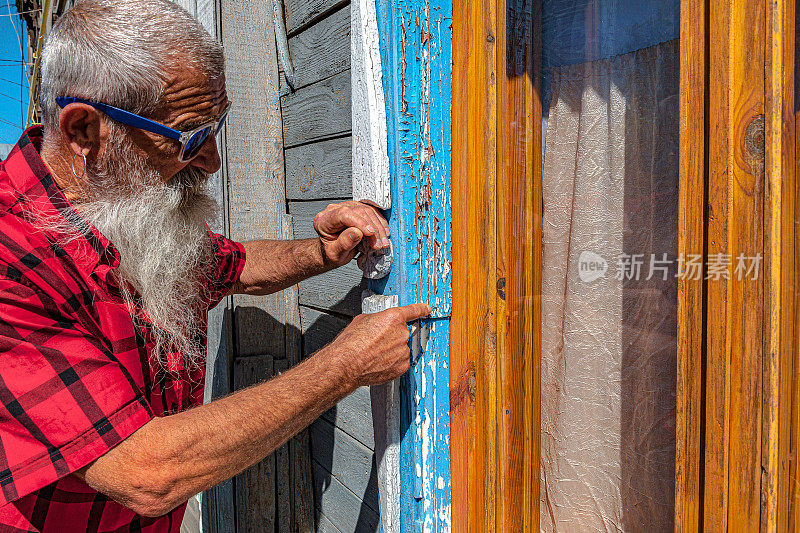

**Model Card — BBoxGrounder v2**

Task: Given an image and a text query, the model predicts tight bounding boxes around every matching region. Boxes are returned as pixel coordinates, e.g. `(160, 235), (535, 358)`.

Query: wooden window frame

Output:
(452, 0), (798, 530)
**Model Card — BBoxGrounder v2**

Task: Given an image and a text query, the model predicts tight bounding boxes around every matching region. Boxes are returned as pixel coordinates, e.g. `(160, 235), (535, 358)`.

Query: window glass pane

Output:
(539, 1), (680, 530)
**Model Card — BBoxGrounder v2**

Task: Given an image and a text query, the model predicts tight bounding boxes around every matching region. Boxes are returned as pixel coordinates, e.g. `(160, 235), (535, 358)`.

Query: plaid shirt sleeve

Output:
(207, 231), (246, 307)
(0, 276), (155, 508)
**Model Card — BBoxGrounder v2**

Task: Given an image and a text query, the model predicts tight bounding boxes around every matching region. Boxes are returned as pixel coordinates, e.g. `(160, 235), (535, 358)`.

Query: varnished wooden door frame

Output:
(675, 0), (797, 530)
(450, 0), (541, 531)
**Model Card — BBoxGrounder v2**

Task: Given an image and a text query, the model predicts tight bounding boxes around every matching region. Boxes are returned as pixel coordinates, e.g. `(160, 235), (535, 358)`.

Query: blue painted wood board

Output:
(372, 0), (453, 530)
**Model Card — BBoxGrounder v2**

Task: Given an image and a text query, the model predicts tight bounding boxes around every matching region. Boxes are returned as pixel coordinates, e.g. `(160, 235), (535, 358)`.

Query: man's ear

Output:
(58, 103), (104, 159)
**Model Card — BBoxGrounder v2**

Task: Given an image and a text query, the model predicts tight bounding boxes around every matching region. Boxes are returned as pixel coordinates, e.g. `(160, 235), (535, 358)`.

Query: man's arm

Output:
(232, 238), (333, 295)
(233, 200), (391, 295)
(76, 303), (430, 517)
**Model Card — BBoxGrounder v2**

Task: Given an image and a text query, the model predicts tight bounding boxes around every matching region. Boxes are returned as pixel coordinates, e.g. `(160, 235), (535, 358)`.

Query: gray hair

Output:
(39, 0), (224, 132)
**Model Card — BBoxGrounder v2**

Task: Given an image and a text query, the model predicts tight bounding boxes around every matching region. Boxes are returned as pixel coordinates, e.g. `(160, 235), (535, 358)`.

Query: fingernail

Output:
(349, 231), (360, 242)
(382, 238), (390, 248)
(365, 224), (375, 234)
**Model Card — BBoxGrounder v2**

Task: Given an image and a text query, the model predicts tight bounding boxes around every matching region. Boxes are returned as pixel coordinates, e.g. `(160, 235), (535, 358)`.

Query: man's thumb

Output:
(330, 227), (363, 259)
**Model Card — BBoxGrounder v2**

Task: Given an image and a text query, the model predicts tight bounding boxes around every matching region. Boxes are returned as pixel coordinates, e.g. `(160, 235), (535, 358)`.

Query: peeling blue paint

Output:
(372, 0), (452, 529)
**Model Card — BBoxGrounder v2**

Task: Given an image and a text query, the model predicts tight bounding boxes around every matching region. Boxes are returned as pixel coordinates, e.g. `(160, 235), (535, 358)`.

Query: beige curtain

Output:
(540, 39), (679, 532)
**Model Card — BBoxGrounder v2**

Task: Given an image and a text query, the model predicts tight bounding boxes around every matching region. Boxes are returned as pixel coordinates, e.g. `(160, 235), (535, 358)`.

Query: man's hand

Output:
(326, 303), (432, 387)
(77, 302), (431, 518)
(313, 200), (390, 267)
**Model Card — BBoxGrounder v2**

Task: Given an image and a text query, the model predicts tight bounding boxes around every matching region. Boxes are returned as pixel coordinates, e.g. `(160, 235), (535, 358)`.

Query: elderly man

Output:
(0, 0), (428, 530)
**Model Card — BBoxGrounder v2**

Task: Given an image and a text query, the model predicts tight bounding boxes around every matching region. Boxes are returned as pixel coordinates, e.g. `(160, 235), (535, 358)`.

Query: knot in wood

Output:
(496, 277), (506, 300)
(744, 114), (765, 160)
(467, 370), (476, 402)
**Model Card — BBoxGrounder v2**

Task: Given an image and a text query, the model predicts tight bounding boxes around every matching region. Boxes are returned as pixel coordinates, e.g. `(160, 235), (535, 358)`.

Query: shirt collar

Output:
(2, 126), (121, 276)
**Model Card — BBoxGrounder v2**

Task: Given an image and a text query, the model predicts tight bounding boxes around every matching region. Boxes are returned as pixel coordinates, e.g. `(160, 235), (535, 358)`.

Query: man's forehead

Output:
(158, 68), (227, 127)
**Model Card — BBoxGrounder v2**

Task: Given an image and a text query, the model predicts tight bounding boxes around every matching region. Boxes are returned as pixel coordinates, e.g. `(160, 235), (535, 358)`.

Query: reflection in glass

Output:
(539, 1), (680, 530)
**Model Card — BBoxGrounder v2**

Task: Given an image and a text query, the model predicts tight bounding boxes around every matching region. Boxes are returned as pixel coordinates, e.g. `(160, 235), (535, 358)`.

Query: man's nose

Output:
(189, 135), (222, 174)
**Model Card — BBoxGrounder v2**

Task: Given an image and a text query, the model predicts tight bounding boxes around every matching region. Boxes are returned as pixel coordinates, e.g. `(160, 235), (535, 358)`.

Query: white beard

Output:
(67, 133), (217, 371)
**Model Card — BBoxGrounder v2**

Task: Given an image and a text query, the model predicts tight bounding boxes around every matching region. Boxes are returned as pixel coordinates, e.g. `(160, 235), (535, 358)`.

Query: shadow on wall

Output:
(301, 283), (381, 533)
(205, 280), (379, 532)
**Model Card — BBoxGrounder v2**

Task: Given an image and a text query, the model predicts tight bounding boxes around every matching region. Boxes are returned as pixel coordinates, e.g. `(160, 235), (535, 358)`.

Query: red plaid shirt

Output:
(0, 127), (245, 532)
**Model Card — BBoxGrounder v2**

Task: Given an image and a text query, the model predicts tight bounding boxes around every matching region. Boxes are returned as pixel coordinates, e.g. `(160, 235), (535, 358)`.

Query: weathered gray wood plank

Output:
(299, 305), (349, 356)
(300, 307), (374, 448)
(180, 495), (201, 533)
(274, 358), (291, 533)
(299, 267), (364, 317)
(282, 70), (351, 148)
(288, 200), (334, 239)
(290, 431), (316, 532)
(285, 136), (352, 200)
(310, 418), (378, 512)
(194, 0), (236, 530)
(284, 0), (348, 36)
(194, 0), (215, 35)
(280, 215), (316, 533)
(317, 512), (345, 533)
(233, 356), (276, 532)
(288, 200), (364, 314)
(173, 0), (197, 18)
(279, 4), (349, 95)
(312, 460), (380, 533)
(282, 214), (303, 369)
(201, 307), (235, 533)
(222, 0), (288, 358)
(322, 386), (374, 450)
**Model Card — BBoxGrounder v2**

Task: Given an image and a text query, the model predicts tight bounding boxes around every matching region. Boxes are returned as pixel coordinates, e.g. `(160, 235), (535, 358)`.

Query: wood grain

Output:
(290, 429), (316, 532)
(495, 0), (539, 529)
(322, 386), (375, 450)
(674, 1), (800, 529)
(285, 136), (352, 200)
(299, 266), (365, 316)
(279, 4), (349, 95)
(702, 0), (732, 527)
(194, 0), (216, 36)
(288, 200), (338, 238)
(282, 70), (352, 148)
(197, 0), (236, 528)
(284, 0), (348, 36)
(234, 355), (277, 532)
(281, 215), (316, 532)
(310, 417), (377, 510)
(674, 0), (706, 530)
(274, 358), (292, 533)
(792, 5), (800, 525)
(349, 0), (390, 210)
(288, 199), (366, 315)
(311, 460), (380, 533)
(763, 0), (796, 529)
(452, 0), (539, 529)
(450, 0), (498, 529)
(724, 1), (765, 528)
(316, 511), (345, 533)
(222, 0), (288, 358)
(299, 305), (349, 356)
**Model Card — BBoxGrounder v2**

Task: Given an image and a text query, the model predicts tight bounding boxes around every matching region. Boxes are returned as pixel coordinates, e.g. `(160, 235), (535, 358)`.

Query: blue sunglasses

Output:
(55, 96), (231, 162)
